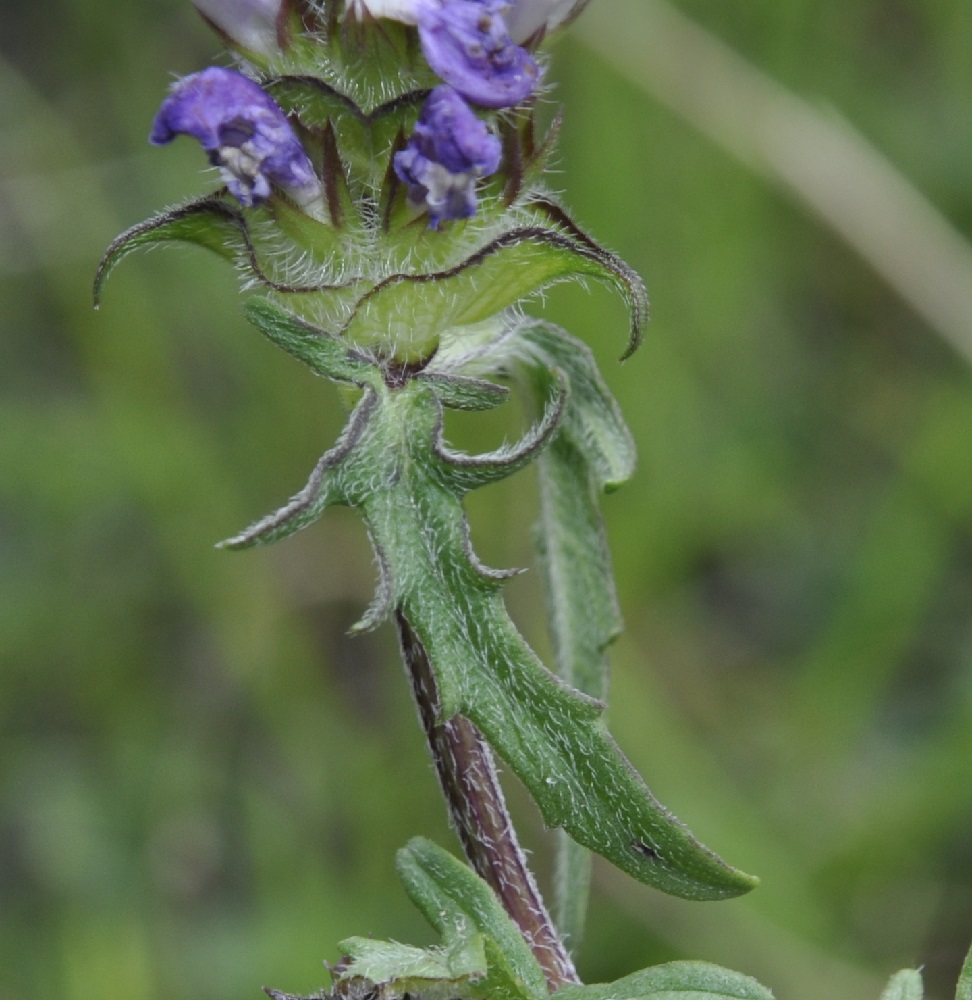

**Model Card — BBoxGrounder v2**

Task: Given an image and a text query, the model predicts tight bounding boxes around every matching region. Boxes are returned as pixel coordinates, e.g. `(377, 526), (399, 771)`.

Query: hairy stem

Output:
(396, 610), (579, 991)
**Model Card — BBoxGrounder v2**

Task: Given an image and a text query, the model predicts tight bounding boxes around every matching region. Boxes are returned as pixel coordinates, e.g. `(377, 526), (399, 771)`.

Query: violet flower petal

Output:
(394, 85), (502, 227)
(150, 66), (319, 208)
(416, 0), (540, 108)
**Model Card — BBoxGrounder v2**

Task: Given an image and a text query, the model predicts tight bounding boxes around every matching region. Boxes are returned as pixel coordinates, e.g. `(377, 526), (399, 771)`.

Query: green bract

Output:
(315, 839), (769, 1000)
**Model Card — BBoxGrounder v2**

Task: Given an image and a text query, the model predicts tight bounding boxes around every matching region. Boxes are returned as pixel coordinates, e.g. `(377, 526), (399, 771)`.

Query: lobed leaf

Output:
(347, 383), (756, 899)
(219, 387), (379, 549)
(224, 376), (756, 900)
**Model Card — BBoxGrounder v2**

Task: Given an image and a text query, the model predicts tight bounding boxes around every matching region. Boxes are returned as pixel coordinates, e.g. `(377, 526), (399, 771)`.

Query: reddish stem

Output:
(396, 611), (579, 991)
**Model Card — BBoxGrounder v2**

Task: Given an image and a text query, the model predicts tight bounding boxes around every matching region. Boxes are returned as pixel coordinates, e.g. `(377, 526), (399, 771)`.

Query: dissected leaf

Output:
(224, 372), (755, 900)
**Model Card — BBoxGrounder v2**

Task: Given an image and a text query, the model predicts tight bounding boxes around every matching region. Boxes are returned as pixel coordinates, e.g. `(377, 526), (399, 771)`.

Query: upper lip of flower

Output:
(350, 0), (543, 108)
(415, 0), (541, 108)
(350, 0), (589, 45)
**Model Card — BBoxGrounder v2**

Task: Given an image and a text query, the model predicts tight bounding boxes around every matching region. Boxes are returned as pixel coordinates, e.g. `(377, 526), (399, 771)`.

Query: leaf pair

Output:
(222, 298), (756, 904)
(333, 839), (771, 1000)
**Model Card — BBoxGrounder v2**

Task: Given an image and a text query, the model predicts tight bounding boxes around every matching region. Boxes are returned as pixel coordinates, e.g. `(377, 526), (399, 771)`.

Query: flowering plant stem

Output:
(99, 5), (972, 1000)
(397, 611), (579, 989)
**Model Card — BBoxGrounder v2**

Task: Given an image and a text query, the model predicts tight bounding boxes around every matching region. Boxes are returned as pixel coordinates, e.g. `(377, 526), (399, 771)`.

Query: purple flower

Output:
(416, 0), (540, 108)
(352, 0), (539, 108)
(394, 86), (503, 227)
(150, 67), (320, 209)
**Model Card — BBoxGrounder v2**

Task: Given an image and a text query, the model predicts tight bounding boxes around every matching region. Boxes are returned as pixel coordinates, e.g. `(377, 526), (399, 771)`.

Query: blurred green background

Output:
(3, 2), (972, 999)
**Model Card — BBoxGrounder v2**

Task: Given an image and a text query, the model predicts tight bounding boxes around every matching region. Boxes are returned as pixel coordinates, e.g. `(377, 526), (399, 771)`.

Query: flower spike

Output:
(150, 67), (321, 209)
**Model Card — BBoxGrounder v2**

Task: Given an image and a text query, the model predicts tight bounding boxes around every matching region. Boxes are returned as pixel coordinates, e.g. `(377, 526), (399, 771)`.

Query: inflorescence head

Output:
(148, 1), (589, 226)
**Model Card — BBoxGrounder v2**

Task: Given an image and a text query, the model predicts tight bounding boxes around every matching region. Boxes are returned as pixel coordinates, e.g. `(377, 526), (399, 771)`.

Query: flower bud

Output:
(193, 0), (284, 56)
(150, 67), (321, 210)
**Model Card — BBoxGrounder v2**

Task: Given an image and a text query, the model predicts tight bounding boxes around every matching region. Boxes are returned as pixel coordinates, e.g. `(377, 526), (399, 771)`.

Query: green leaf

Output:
(396, 838), (548, 1000)
(219, 387), (378, 549)
(516, 321), (636, 491)
(527, 197), (649, 361)
(265, 76), (429, 187)
(553, 961), (774, 1000)
(879, 970), (923, 1000)
(507, 321), (635, 945)
(359, 384), (753, 899)
(318, 840), (548, 1000)
(94, 197), (353, 311)
(418, 372), (510, 412)
(957, 939), (972, 1000)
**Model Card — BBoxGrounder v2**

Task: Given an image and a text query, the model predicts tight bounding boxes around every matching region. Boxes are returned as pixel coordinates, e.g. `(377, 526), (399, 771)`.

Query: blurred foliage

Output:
(2, 2), (972, 1000)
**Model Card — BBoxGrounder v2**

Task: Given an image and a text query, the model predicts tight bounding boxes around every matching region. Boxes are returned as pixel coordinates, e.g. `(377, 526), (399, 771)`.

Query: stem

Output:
(396, 611), (579, 991)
